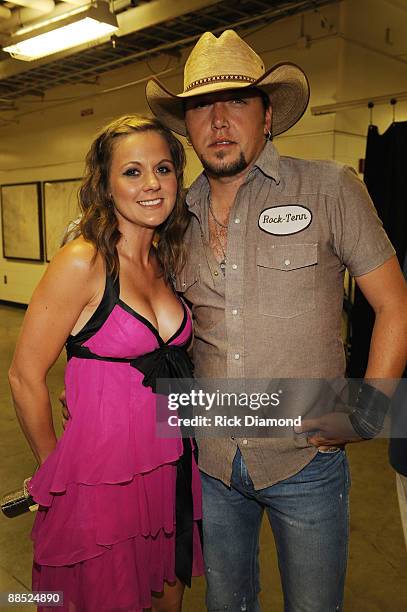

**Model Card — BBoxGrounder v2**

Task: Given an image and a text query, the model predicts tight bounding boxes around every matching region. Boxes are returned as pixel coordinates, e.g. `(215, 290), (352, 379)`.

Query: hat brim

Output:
(146, 62), (310, 137)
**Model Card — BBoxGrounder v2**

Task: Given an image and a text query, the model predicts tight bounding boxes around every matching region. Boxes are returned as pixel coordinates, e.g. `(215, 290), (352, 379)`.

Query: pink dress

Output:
(28, 274), (204, 611)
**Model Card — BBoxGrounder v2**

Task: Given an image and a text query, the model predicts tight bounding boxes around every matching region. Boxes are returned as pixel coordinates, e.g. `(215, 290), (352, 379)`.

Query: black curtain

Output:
(348, 122), (407, 378)
(347, 122), (407, 476)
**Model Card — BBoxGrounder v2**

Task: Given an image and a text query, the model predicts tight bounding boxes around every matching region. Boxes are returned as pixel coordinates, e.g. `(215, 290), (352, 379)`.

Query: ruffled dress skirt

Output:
(31, 463), (203, 611)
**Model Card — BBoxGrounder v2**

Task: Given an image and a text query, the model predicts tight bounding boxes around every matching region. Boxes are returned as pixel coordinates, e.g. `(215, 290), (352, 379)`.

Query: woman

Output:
(8, 115), (204, 611)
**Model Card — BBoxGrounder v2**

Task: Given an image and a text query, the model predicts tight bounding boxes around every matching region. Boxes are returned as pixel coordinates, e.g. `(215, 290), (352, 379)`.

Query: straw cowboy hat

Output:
(146, 29), (310, 137)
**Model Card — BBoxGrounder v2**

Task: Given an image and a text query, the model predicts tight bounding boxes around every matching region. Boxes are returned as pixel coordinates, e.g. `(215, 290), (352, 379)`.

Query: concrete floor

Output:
(0, 303), (406, 611)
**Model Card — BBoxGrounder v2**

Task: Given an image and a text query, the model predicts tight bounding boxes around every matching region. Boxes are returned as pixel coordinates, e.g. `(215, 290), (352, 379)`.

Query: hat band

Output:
(185, 74), (256, 92)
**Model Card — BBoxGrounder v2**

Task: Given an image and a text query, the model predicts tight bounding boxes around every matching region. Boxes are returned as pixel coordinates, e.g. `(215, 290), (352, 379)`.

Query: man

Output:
(146, 30), (407, 611)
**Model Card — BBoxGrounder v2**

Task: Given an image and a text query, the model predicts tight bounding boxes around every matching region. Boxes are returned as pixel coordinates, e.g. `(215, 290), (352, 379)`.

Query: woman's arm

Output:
(8, 238), (103, 466)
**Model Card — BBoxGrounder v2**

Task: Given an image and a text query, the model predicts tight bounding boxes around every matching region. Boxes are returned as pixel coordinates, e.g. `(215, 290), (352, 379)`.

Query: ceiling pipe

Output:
(0, 6), (12, 20)
(0, 7), (44, 32)
(0, 0), (89, 34)
(6, 0), (55, 13)
(118, 0), (225, 37)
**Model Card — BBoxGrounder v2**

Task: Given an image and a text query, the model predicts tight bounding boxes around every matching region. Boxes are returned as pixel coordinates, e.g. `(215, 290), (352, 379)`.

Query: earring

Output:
(265, 129), (272, 141)
(185, 134), (192, 146)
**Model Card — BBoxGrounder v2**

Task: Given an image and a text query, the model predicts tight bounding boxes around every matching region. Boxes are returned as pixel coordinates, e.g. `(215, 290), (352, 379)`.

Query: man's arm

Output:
(297, 255), (407, 447)
(357, 256), (407, 383)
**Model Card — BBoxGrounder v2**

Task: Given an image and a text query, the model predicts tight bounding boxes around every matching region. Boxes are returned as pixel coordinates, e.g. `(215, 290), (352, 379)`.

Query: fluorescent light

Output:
(4, 18), (117, 61)
(3, 4), (118, 62)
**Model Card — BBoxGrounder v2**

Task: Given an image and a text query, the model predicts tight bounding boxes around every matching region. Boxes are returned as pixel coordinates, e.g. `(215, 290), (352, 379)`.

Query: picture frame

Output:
(1, 182), (43, 261)
(43, 178), (82, 262)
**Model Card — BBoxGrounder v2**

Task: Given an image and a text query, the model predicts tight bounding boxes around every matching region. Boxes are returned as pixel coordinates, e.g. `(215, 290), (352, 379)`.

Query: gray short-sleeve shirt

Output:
(176, 141), (395, 489)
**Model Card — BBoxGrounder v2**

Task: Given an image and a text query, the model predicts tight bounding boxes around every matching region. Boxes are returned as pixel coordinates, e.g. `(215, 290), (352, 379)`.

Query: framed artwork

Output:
(1, 182), (43, 261)
(43, 179), (82, 261)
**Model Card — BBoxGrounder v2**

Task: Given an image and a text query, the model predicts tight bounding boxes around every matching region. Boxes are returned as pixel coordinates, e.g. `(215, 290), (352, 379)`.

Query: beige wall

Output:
(1, 0), (406, 303)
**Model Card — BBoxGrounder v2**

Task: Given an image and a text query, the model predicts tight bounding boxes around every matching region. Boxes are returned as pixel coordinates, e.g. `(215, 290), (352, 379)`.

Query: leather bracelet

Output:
(348, 382), (390, 439)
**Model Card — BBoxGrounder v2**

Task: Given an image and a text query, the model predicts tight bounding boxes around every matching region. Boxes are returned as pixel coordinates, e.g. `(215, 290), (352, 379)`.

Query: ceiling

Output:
(0, 0), (338, 109)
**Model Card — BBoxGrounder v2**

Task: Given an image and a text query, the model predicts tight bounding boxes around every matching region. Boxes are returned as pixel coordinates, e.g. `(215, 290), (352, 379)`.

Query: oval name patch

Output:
(258, 205), (312, 236)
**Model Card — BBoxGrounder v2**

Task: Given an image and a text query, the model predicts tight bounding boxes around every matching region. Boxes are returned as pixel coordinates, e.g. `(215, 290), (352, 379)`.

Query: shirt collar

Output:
(186, 140), (281, 213)
(252, 140), (281, 183)
(186, 173), (209, 215)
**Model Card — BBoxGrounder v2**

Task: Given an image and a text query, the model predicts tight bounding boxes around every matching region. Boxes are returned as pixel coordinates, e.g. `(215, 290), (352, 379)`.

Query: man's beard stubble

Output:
(200, 150), (248, 178)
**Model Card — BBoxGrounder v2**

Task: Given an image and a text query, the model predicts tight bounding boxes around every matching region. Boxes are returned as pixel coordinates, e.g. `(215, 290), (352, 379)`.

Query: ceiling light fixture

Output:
(3, 3), (118, 62)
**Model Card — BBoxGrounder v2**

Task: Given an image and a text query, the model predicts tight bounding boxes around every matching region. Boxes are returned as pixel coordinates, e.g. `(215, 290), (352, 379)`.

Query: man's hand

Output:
(295, 412), (362, 448)
(59, 388), (70, 430)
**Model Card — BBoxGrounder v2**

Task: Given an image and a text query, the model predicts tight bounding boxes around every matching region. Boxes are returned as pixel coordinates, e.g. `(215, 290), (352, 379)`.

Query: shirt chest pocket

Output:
(256, 243), (318, 318)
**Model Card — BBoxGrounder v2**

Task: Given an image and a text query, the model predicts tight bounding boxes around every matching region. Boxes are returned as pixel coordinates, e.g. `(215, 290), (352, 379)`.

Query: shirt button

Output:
(234, 353), (240, 360)
(242, 439), (248, 445)
(284, 259), (291, 266)
(232, 309), (238, 315)
(234, 218), (241, 224)
(232, 264), (238, 270)
(231, 435), (235, 440)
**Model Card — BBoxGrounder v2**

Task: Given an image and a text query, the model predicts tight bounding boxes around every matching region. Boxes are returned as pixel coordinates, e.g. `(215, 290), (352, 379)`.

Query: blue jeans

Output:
(201, 448), (350, 612)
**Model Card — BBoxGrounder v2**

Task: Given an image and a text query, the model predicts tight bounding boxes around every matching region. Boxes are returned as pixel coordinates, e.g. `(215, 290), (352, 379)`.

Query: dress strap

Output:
(66, 272), (119, 350)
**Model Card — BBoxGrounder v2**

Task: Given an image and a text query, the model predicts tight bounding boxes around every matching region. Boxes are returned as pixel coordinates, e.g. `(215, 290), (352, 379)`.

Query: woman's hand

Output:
(59, 389), (71, 430)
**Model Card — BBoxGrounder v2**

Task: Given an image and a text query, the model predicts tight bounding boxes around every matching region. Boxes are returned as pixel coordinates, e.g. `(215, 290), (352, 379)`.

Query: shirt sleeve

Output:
(329, 165), (395, 277)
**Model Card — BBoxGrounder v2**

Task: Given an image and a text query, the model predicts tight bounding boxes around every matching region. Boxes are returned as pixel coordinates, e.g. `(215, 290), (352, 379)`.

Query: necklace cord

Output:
(208, 202), (227, 271)
(208, 199), (228, 228)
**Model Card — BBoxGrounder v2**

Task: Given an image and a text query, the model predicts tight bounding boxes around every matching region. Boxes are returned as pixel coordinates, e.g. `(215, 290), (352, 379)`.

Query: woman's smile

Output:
(137, 197), (164, 207)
